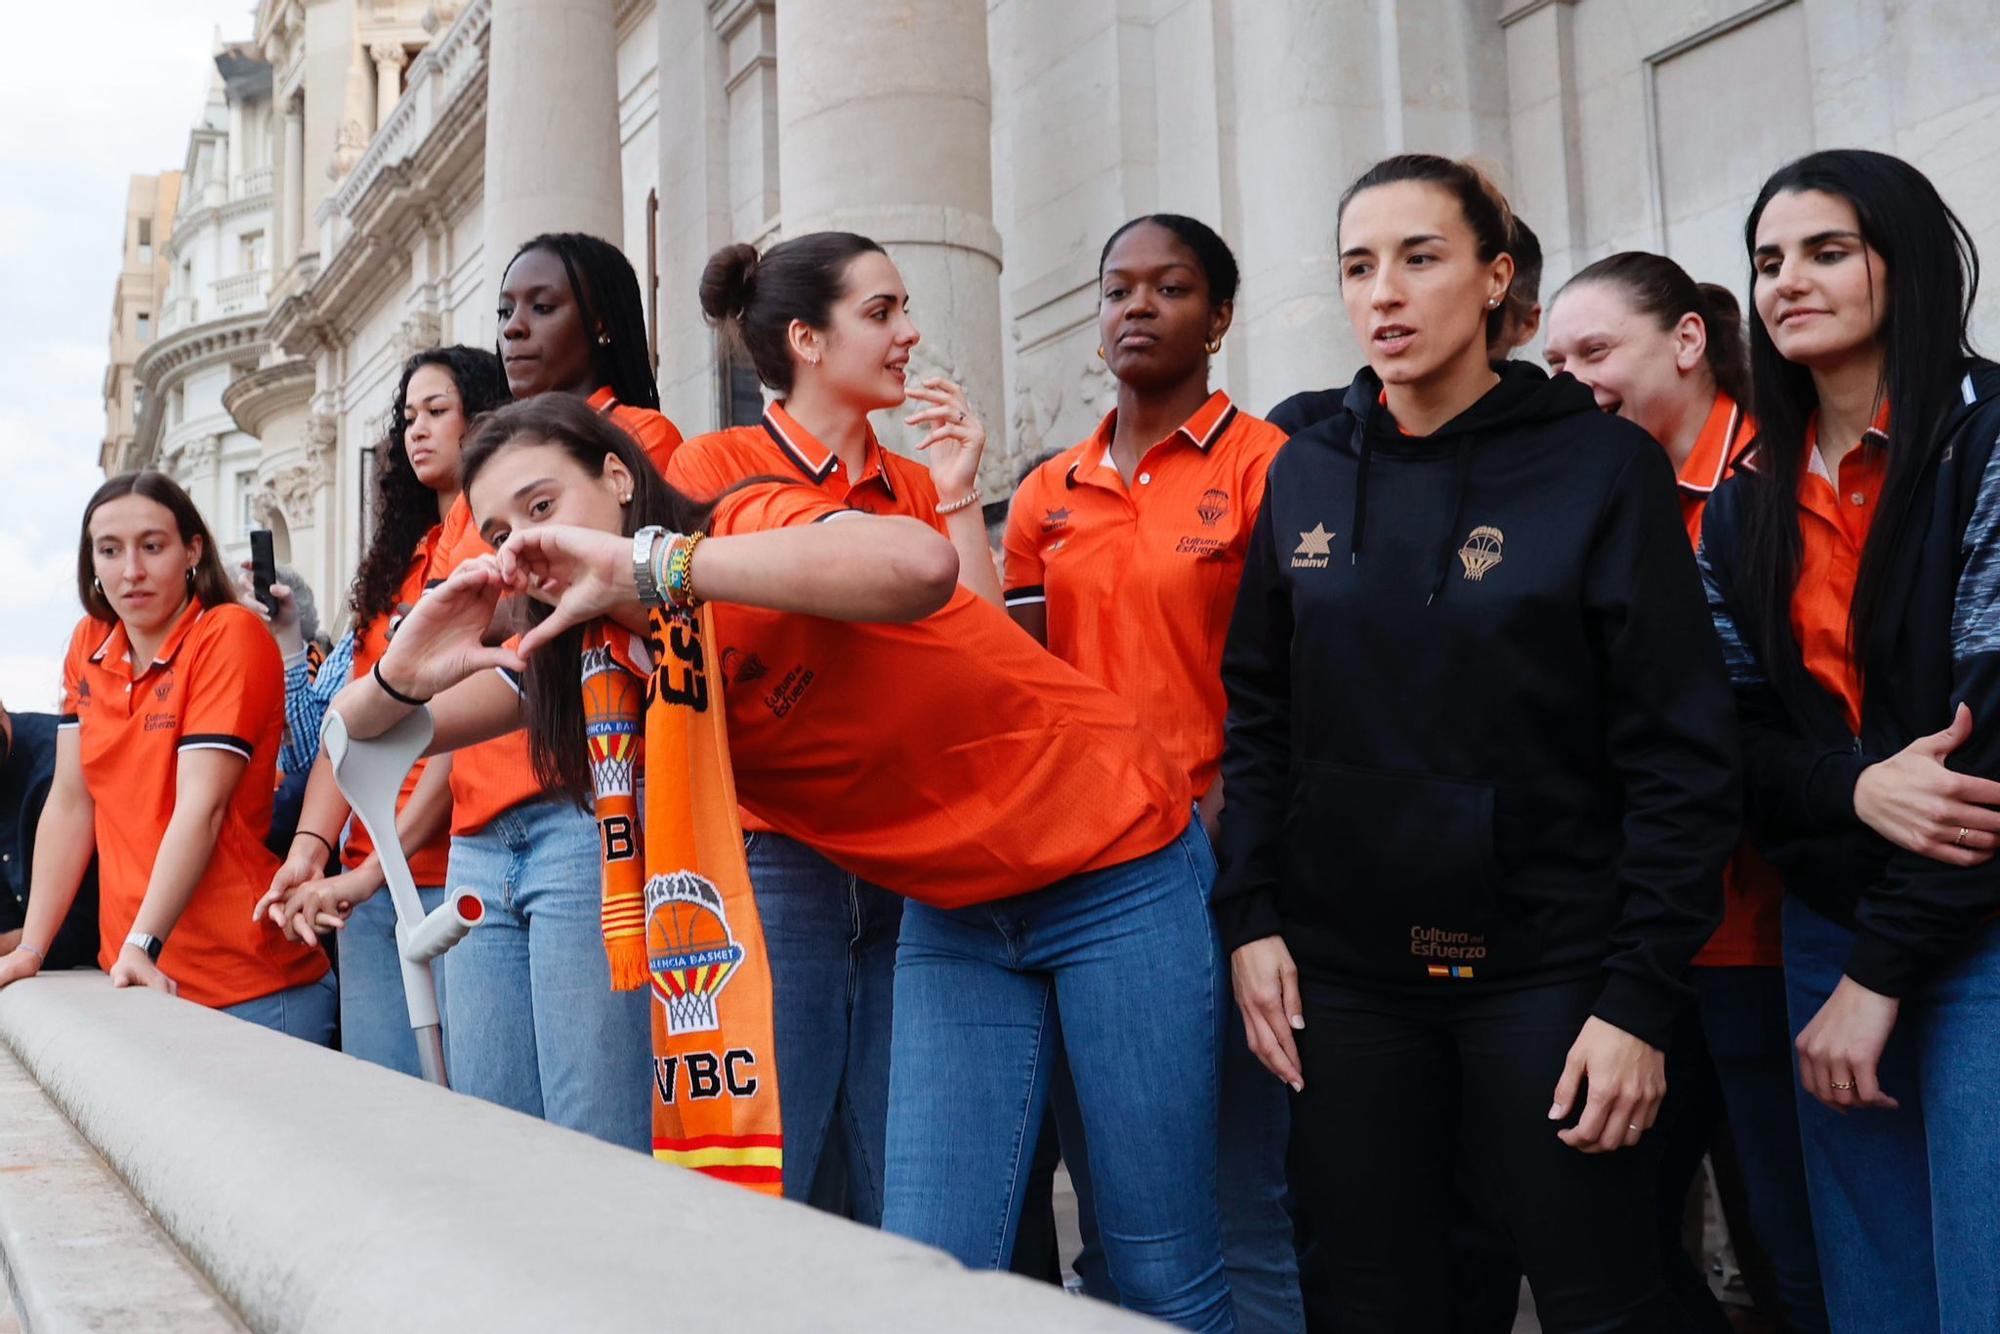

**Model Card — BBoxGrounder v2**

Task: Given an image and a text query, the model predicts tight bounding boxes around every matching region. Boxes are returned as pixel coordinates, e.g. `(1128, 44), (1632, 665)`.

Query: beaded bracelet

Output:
(664, 532), (705, 609)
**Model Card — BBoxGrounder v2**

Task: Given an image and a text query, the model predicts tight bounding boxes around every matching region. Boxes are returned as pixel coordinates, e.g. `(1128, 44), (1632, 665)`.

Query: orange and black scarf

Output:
(582, 607), (782, 1193)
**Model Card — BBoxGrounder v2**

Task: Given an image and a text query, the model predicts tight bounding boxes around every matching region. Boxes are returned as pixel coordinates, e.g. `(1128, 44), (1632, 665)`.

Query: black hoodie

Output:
(1215, 363), (1740, 1049)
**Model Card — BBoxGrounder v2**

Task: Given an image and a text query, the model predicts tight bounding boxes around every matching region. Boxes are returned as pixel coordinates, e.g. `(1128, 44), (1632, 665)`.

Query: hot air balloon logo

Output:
(1458, 525), (1505, 582)
(646, 872), (745, 1035)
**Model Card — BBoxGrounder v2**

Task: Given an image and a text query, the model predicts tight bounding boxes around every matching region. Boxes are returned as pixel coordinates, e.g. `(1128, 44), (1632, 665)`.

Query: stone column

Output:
(776, 0), (1008, 478)
(371, 43), (409, 127)
(483, 0), (624, 294)
(281, 101), (306, 268)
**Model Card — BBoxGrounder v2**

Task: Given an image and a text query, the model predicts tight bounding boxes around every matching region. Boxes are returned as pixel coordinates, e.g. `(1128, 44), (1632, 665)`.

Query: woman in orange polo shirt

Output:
(0, 473), (330, 1038)
(1700, 149), (2000, 1332)
(1004, 215), (1298, 1329)
(1546, 253), (1826, 1332)
(496, 232), (681, 468)
(262, 346), (507, 1076)
(310, 385), (1237, 1330)
(657, 233), (999, 1223)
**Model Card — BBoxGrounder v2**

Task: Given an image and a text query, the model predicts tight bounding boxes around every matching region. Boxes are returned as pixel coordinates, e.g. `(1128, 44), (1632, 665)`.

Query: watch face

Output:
(146, 936), (164, 963)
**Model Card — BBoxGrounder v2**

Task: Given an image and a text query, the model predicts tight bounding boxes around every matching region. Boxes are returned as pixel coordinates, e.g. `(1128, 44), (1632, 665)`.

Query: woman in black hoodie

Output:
(1216, 154), (1740, 1328)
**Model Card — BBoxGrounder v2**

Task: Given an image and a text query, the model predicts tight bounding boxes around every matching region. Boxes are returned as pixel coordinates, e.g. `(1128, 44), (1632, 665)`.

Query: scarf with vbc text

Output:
(581, 607), (782, 1194)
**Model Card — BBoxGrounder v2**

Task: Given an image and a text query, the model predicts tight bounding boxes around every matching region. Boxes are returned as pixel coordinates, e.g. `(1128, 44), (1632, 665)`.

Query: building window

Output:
(238, 470), (258, 533)
(135, 311), (152, 341)
(239, 230), (266, 274)
(360, 445), (380, 549)
(170, 385), (185, 427)
(717, 335), (764, 428)
(137, 217), (153, 263)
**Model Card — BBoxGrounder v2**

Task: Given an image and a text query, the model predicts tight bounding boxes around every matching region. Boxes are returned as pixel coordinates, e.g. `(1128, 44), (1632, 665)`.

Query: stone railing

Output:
(0, 974), (1146, 1333)
(320, 0), (490, 230)
(160, 294), (200, 335)
(212, 269), (268, 315)
(233, 164), (274, 199)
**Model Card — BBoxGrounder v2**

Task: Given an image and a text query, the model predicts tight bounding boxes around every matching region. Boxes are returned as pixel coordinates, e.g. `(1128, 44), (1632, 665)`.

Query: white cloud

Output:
(0, 1), (256, 715)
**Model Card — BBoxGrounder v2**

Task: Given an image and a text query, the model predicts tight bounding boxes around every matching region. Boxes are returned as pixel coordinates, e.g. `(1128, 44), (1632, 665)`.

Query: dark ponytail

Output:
(1557, 252), (1751, 405)
(699, 232), (887, 395)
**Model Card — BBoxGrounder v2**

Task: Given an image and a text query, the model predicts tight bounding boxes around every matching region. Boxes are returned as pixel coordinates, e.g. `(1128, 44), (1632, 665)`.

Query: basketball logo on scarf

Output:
(580, 611), (783, 1195)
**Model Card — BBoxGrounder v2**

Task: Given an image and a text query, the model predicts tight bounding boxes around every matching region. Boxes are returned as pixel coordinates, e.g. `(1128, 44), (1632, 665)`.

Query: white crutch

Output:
(321, 707), (483, 1086)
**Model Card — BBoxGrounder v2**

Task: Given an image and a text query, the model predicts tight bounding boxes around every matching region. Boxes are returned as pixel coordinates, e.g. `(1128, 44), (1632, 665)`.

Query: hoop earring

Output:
(185, 567), (195, 588)
(1095, 345), (1105, 361)
(93, 577), (104, 596)
(1205, 336), (1224, 355)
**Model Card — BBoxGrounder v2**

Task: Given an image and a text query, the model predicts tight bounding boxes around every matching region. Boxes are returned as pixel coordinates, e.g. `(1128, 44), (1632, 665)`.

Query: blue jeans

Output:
(1783, 895), (2000, 1334)
(883, 822), (1234, 1333)
(444, 799), (651, 1151)
(222, 971), (337, 1045)
(746, 831), (900, 1221)
(339, 882), (446, 1075)
(1692, 965), (1828, 1333)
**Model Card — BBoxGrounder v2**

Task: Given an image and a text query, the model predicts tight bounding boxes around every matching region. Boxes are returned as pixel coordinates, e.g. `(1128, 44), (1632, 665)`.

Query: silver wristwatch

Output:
(632, 525), (666, 605)
(125, 930), (165, 964)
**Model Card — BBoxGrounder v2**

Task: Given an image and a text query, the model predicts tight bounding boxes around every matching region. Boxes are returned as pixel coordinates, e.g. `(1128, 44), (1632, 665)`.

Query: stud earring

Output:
(597, 333), (612, 346)
(619, 493), (632, 505)
(1488, 298), (1500, 309)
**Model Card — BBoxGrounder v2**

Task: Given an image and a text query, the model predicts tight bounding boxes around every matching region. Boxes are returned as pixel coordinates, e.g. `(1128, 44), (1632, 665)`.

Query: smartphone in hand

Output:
(249, 529), (278, 616)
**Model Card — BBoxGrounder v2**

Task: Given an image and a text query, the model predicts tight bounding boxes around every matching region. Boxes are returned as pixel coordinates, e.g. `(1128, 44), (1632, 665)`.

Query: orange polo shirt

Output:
(59, 601), (328, 1007)
(343, 503), (476, 885)
(667, 404), (951, 835)
(588, 385), (683, 472)
(1677, 393), (1784, 968)
(1003, 391), (1283, 797)
(681, 476), (1188, 904)
(1792, 403), (1890, 736)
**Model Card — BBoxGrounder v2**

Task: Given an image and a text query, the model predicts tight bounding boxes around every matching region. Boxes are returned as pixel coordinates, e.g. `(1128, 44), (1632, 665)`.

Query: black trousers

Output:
(1292, 969), (1668, 1333)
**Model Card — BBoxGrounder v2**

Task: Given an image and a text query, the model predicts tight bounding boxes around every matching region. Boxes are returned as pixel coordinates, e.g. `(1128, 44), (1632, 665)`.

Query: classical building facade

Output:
(102, 172), (182, 475)
(113, 0), (2000, 629)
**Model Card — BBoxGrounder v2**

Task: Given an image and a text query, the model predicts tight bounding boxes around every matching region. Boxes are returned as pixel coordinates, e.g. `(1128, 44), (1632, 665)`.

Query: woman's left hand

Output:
(1795, 976), (1901, 1111)
(494, 526), (641, 655)
(905, 376), (987, 502)
(1550, 1016), (1665, 1153)
(108, 945), (178, 997)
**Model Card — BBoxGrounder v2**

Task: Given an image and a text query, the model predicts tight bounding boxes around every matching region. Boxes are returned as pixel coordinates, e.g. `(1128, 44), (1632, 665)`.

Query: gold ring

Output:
(1955, 826), (1971, 847)
(1829, 1079), (1856, 1091)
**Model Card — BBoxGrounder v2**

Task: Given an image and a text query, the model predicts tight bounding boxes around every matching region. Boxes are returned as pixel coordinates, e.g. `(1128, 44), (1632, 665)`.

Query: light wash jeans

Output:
(1783, 895), (2000, 1334)
(882, 821), (1234, 1333)
(443, 798), (651, 1151)
(222, 970), (337, 1046)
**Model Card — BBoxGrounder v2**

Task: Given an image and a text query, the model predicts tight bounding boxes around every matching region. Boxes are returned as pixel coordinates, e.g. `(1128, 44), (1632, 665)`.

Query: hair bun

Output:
(699, 242), (760, 324)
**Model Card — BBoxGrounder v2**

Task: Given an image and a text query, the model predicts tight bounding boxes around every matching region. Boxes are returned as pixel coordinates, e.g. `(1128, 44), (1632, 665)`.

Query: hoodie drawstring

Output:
(1427, 436), (1473, 606)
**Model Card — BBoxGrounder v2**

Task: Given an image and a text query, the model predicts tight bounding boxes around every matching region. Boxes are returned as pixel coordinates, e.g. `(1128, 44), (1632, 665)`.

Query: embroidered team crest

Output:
(721, 648), (768, 687)
(646, 872), (746, 1036)
(152, 668), (175, 701)
(1196, 488), (1230, 527)
(1292, 523), (1334, 569)
(1458, 526), (1505, 581)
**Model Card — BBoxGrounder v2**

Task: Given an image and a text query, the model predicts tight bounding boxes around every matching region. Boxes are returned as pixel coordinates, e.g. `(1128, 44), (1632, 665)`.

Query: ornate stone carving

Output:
(395, 310), (443, 360)
(370, 42), (411, 69)
(305, 412), (339, 459)
(248, 486), (285, 530)
(271, 462), (325, 522)
(331, 119), (371, 178)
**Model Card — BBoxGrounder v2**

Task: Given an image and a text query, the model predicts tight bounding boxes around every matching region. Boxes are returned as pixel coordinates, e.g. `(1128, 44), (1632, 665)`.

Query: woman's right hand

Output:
(376, 558), (525, 699)
(256, 841), (333, 931)
(236, 562), (304, 655)
(279, 866), (381, 945)
(494, 526), (641, 654)
(1853, 704), (2000, 866)
(1231, 935), (1305, 1091)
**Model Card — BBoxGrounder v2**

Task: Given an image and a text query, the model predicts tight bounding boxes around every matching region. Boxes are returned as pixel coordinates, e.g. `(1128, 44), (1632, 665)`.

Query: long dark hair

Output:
(1559, 251), (1750, 404)
(1736, 149), (1980, 675)
(699, 232), (886, 395)
(1339, 154), (1515, 344)
(460, 395), (717, 807)
(504, 232), (660, 409)
(350, 346), (510, 631)
(77, 471), (237, 622)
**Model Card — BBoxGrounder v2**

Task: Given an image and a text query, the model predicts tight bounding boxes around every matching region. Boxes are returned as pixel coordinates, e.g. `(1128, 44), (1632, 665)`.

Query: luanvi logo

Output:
(1291, 523), (1334, 569)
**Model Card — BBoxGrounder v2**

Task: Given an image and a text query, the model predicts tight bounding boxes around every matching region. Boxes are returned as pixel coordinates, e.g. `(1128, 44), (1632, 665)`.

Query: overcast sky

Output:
(0, 2), (259, 711)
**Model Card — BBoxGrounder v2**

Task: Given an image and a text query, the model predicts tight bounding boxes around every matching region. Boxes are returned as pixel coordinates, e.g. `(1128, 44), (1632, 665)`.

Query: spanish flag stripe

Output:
(654, 1145), (785, 1169)
(693, 1164), (784, 1189)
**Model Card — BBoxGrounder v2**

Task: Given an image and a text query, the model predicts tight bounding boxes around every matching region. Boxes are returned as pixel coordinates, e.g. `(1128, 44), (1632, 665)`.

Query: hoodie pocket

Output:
(1284, 761), (1499, 923)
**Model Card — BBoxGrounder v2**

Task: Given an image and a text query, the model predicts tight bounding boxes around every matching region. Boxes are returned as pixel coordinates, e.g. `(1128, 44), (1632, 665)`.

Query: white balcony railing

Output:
(233, 165), (273, 199)
(212, 269), (268, 315)
(160, 295), (200, 335)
